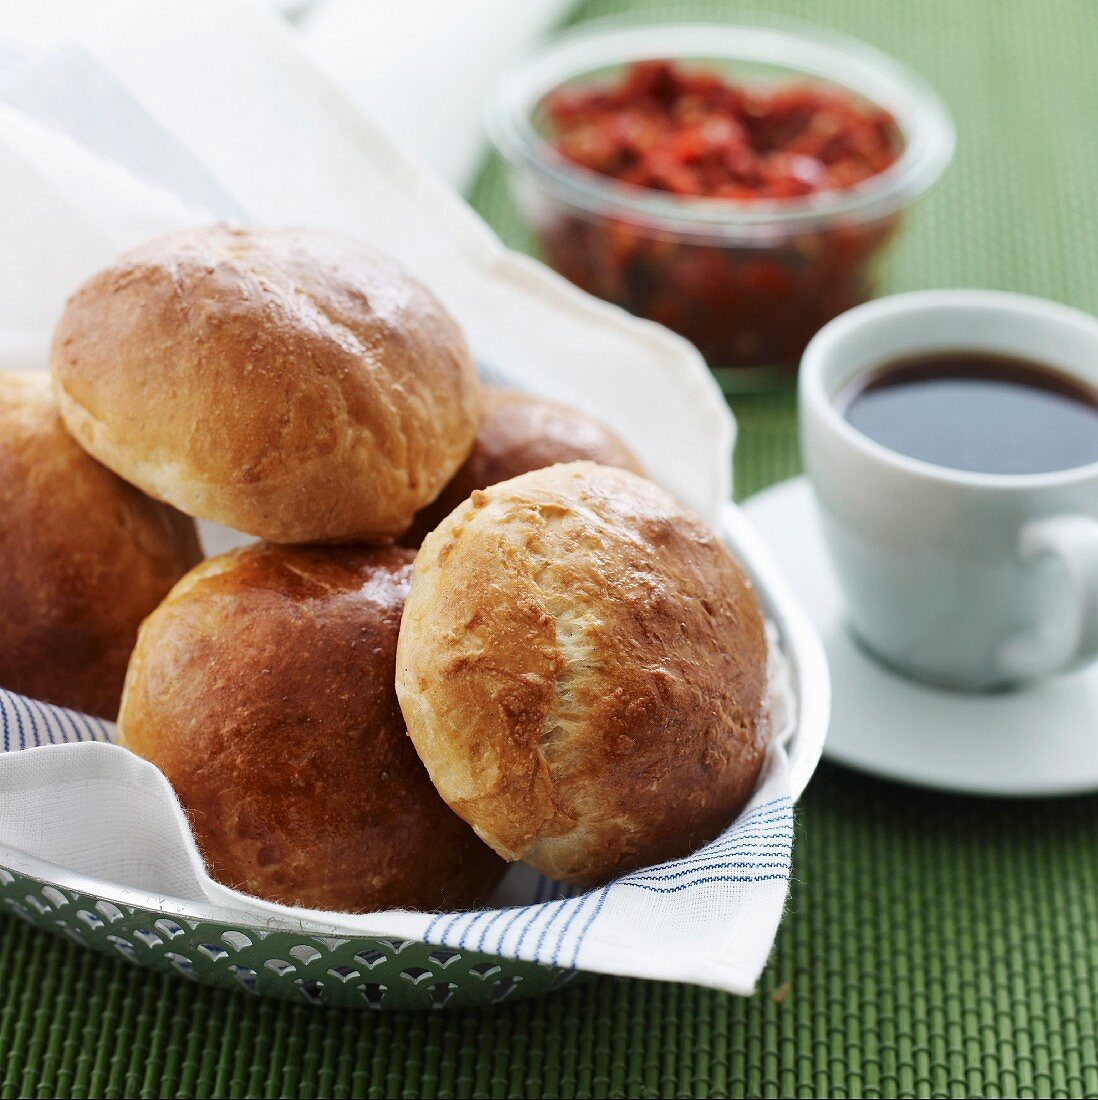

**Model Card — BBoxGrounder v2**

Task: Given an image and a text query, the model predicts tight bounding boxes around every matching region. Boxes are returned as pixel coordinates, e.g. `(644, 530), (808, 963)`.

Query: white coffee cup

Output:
(799, 290), (1098, 690)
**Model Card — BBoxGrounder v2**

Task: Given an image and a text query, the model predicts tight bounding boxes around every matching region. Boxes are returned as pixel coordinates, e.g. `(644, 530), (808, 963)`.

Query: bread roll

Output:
(119, 543), (503, 912)
(404, 388), (644, 545)
(51, 226), (482, 543)
(0, 371), (200, 719)
(395, 462), (769, 884)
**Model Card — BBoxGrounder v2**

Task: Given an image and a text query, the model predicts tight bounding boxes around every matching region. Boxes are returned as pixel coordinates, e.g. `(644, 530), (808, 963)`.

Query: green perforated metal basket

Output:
(0, 845), (578, 1010)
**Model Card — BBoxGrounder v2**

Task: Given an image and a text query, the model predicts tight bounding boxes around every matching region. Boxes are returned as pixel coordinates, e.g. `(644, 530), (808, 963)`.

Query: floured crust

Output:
(50, 225), (482, 543)
(395, 461), (769, 884)
(0, 370), (201, 719)
(119, 542), (504, 912)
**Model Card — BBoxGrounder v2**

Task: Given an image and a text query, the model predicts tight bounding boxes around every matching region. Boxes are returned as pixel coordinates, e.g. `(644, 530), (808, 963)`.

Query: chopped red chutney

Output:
(543, 60), (900, 200)
(532, 61), (904, 370)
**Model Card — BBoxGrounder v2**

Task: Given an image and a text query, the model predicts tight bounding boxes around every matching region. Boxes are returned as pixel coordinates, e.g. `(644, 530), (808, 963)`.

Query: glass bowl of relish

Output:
(490, 19), (954, 378)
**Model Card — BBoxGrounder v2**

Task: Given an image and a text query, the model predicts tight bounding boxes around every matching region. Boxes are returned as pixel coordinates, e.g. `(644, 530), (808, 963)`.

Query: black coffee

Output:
(839, 351), (1098, 475)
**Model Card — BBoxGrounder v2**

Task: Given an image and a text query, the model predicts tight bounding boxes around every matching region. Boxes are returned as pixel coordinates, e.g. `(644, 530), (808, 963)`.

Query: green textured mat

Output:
(3, 1), (1098, 1097)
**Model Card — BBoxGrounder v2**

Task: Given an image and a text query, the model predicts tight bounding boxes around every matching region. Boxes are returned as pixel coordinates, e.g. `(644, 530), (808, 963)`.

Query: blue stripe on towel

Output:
(0, 688), (113, 749)
(10, 693), (25, 750)
(474, 904), (516, 953)
(550, 890), (595, 967)
(569, 885), (611, 969)
(493, 899), (541, 956)
(410, 792), (795, 965)
(621, 872), (789, 894)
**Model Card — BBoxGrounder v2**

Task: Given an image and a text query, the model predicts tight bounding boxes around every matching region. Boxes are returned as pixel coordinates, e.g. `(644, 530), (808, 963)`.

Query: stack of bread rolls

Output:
(0, 224), (770, 913)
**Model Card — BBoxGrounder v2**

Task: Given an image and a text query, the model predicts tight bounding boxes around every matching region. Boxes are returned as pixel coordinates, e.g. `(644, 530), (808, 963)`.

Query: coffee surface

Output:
(839, 351), (1098, 474)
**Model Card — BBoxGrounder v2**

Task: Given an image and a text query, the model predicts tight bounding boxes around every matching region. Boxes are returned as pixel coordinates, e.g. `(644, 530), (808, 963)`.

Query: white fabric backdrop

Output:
(0, 0), (574, 188)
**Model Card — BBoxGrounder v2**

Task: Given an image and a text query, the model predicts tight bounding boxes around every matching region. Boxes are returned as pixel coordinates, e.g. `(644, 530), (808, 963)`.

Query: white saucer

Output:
(743, 477), (1098, 797)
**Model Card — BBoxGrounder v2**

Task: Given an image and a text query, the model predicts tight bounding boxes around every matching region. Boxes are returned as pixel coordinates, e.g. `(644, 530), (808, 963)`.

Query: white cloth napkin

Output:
(0, 0), (795, 995)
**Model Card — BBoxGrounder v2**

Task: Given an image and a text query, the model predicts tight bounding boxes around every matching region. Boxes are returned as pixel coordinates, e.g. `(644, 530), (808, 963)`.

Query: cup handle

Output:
(997, 515), (1098, 681)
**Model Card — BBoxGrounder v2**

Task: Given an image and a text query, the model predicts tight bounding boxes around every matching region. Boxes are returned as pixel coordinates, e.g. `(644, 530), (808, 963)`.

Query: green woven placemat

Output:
(3, 1), (1098, 1097)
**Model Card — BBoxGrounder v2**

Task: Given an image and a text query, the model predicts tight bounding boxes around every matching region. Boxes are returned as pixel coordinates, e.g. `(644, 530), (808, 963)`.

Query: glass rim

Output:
(488, 17), (956, 234)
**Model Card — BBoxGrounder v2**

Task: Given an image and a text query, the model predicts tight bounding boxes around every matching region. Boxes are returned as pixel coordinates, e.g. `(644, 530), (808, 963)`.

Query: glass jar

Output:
(489, 20), (954, 376)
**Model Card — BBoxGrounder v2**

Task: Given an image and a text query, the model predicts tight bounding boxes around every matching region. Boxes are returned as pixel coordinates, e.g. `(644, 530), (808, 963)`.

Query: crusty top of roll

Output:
(119, 543), (502, 912)
(395, 462), (768, 884)
(50, 225), (482, 543)
(404, 388), (644, 544)
(0, 371), (201, 719)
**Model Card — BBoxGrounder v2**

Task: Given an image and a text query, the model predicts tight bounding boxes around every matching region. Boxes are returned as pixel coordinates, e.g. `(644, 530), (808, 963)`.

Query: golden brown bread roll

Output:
(119, 542), (503, 912)
(395, 462), (769, 884)
(0, 370), (201, 719)
(403, 387), (644, 545)
(50, 225), (483, 544)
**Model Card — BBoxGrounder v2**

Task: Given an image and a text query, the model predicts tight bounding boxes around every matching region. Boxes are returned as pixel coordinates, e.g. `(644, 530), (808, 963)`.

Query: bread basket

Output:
(0, 496), (826, 1011)
(0, 0), (829, 1011)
